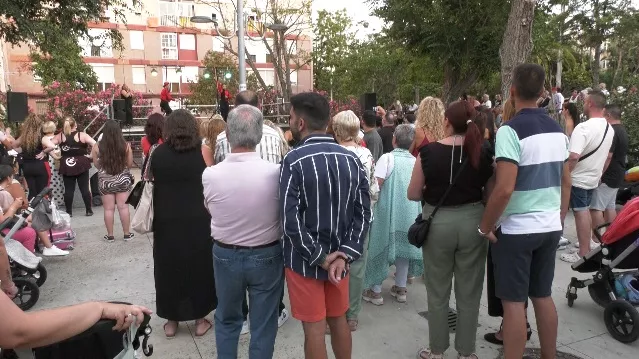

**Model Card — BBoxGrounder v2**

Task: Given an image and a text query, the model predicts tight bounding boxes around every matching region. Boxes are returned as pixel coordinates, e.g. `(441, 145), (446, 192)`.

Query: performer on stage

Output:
(120, 84), (134, 125)
(217, 82), (230, 121)
(160, 82), (173, 115)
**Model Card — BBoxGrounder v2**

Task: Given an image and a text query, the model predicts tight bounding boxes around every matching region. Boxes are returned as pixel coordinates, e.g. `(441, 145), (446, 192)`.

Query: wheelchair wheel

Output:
(12, 278), (40, 311)
(604, 300), (639, 343)
(33, 263), (47, 287)
(588, 280), (614, 308)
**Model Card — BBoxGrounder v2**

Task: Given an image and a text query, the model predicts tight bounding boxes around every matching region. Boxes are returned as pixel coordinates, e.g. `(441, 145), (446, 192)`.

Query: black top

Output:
(602, 123), (629, 188)
(21, 143), (47, 162)
(378, 126), (395, 154)
(420, 142), (494, 207)
(539, 97), (550, 108)
(59, 131), (91, 176)
(60, 131), (89, 157)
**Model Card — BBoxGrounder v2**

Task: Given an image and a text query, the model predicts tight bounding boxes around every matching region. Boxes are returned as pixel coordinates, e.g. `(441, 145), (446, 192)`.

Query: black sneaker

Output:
(86, 210), (94, 217)
(103, 235), (115, 243)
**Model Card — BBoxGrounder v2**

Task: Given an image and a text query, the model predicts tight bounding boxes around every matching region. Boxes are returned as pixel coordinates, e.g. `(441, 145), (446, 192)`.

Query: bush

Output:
(610, 90), (639, 167)
(44, 82), (151, 135)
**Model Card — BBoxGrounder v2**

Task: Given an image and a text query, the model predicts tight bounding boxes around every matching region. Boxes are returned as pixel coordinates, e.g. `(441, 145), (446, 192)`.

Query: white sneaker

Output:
(240, 320), (249, 335)
(568, 239), (600, 253)
(557, 236), (570, 250)
(560, 253), (581, 263)
(42, 245), (69, 257)
(278, 309), (290, 328)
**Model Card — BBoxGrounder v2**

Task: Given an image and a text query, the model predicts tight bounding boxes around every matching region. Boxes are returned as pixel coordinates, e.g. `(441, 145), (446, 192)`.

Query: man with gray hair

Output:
(202, 104), (284, 358)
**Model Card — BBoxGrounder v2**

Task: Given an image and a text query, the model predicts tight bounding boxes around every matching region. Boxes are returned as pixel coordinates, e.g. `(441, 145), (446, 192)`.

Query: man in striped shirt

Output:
(281, 92), (371, 358)
(214, 91), (283, 164)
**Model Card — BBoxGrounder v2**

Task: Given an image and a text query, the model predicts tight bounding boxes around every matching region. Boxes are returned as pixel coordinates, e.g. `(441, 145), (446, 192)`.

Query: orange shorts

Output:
(285, 268), (349, 323)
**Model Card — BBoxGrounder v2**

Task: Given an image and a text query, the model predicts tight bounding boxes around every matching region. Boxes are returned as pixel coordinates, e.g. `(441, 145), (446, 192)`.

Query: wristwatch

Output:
(477, 225), (489, 237)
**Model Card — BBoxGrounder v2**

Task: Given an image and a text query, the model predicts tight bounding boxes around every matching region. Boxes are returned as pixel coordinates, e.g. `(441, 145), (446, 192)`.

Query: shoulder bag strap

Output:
(579, 123), (609, 162)
(143, 144), (160, 181)
(426, 158), (469, 221)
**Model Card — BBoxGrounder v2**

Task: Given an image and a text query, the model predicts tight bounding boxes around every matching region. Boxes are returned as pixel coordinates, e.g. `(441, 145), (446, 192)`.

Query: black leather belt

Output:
(214, 240), (280, 250)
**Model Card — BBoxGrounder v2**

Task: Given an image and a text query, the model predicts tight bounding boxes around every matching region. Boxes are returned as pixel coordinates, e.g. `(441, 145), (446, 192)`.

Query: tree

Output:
(188, 51), (260, 105)
(500, 0), (537, 100)
(204, 0), (312, 102)
(29, 37), (98, 90)
(570, 0), (632, 86)
(374, 0), (511, 103)
(312, 9), (354, 92)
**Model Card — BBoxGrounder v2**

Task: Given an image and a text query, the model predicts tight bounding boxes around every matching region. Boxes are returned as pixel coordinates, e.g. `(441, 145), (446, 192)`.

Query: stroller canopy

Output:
(602, 197), (639, 245)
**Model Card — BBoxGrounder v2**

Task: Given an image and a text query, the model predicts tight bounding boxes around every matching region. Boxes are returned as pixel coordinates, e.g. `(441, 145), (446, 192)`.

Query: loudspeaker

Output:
(6, 92), (28, 123)
(361, 93), (377, 113)
(112, 99), (126, 122)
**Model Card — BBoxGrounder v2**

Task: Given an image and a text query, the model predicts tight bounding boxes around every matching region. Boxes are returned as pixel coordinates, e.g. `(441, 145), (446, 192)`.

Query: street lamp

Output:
(191, 2), (286, 92)
(150, 68), (158, 77)
(328, 66), (335, 102)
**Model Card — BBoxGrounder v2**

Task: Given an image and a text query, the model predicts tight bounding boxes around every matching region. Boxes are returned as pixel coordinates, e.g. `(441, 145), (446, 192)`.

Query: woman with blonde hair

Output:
(331, 110), (378, 331)
(11, 115), (50, 200)
(44, 117), (96, 216)
(201, 115), (226, 166)
(501, 97), (517, 124)
(409, 97), (446, 157)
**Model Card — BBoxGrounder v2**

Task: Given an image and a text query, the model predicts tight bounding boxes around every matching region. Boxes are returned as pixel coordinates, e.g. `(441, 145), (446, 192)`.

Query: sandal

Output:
(164, 321), (178, 338)
(417, 348), (443, 359)
(103, 235), (115, 243)
(347, 319), (358, 332)
(194, 318), (212, 337)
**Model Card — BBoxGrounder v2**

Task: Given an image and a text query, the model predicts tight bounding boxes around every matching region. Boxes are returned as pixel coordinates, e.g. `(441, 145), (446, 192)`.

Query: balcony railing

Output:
(159, 1), (194, 27)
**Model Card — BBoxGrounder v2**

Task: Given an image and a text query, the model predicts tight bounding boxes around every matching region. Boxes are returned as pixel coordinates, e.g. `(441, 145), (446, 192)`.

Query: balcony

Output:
(159, 1), (194, 28)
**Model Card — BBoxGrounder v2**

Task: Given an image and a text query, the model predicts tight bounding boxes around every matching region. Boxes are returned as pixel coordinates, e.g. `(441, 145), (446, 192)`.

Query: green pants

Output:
(422, 202), (488, 356)
(347, 233), (369, 320)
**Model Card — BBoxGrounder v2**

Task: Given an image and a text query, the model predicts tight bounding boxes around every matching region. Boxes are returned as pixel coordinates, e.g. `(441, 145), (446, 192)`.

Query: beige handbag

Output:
(131, 181), (153, 234)
(131, 144), (158, 234)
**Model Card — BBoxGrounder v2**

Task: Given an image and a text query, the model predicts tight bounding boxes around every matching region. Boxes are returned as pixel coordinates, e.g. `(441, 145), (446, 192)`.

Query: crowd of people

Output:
(0, 61), (633, 359)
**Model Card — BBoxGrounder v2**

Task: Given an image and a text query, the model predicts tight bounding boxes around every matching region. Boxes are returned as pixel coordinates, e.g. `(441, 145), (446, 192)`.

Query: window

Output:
(161, 33), (178, 59)
(81, 29), (113, 57)
(257, 69), (275, 86)
(91, 64), (115, 91)
(179, 34), (195, 50)
(129, 31), (144, 50)
(159, 0), (194, 27)
(164, 67), (181, 93)
(289, 70), (297, 85)
(132, 66), (146, 85)
(287, 40), (297, 55)
(266, 54), (273, 63)
(248, 54), (257, 63)
(181, 66), (199, 83)
(212, 36), (225, 52)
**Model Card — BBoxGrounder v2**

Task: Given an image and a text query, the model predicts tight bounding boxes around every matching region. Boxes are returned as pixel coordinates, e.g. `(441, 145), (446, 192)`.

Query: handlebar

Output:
(28, 187), (52, 209)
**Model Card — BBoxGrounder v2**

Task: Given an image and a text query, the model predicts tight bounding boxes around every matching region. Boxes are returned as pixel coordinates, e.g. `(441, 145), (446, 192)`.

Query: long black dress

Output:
(151, 144), (216, 321)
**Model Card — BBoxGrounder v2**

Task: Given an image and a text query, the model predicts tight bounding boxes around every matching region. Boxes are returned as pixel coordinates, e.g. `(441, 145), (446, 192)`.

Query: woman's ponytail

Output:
(464, 120), (483, 169)
(63, 117), (75, 136)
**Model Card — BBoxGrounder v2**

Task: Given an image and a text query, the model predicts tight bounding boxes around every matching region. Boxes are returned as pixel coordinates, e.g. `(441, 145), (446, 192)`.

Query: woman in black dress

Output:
(120, 84), (134, 126)
(150, 109), (216, 338)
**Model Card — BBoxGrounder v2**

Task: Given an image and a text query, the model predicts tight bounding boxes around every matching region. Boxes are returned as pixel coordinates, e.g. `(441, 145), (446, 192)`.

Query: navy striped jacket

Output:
(279, 134), (372, 280)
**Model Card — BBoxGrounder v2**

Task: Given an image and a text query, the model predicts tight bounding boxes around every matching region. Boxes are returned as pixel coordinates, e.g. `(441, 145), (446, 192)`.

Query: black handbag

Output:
(408, 159), (468, 248)
(126, 181), (145, 208)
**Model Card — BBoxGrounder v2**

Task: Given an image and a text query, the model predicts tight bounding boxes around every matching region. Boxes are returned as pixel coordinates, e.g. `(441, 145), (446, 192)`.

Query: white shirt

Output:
(374, 152), (395, 179)
(215, 125), (283, 164)
(553, 92), (565, 110)
(569, 117), (615, 190)
(482, 100), (492, 108)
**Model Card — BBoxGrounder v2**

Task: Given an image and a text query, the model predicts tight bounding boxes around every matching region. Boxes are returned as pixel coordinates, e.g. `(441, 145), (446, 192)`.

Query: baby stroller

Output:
(2, 188), (53, 311)
(565, 196), (639, 343)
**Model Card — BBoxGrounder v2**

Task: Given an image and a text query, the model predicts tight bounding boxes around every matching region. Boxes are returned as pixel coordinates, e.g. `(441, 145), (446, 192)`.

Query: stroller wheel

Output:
(34, 263), (47, 287)
(12, 278), (40, 311)
(566, 284), (577, 307)
(588, 281), (613, 308)
(604, 300), (639, 343)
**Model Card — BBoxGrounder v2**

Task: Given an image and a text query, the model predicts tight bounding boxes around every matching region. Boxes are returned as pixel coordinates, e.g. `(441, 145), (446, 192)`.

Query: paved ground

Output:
(29, 206), (639, 359)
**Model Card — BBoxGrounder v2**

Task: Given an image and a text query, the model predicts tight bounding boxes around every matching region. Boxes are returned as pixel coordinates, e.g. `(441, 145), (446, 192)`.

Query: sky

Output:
(312, 0), (383, 38)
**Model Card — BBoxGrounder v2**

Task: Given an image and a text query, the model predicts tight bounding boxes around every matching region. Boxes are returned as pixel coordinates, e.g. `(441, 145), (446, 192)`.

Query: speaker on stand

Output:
(360, 93), (377, 113)
(7, 92), (29, 123)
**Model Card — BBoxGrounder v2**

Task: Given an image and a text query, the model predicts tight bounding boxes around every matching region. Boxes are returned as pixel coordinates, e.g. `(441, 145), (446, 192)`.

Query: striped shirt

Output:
(215, 125), (283, 164)
(495, 108), (569, 235)
(280, 134), (372, 280)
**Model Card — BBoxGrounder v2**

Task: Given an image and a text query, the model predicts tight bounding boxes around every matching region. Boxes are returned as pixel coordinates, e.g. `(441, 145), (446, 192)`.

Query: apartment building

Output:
(3, 0), (313, 108)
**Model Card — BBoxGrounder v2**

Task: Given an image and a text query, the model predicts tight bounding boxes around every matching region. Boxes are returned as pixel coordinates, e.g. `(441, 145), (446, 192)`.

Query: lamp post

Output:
(192, 6), (286, 92)
(328, 66), (335, 102)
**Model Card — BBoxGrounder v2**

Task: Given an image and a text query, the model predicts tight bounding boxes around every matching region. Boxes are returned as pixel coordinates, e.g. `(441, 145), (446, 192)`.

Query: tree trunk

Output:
(593, 45), (602, 86)
(556, 50), (563, 89)
(441, 65), (479, 105)
(612, 47), (623, 88)
(499, 0), (536, 101)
